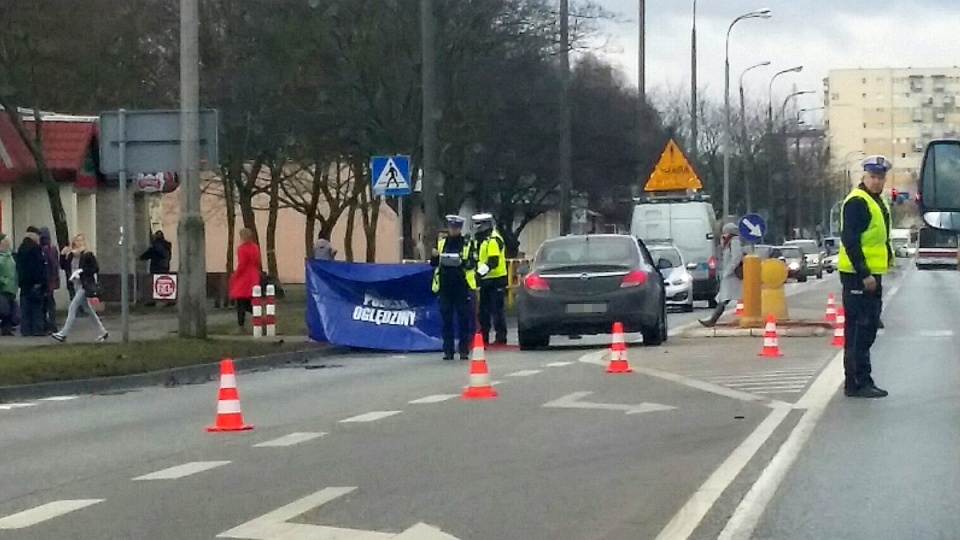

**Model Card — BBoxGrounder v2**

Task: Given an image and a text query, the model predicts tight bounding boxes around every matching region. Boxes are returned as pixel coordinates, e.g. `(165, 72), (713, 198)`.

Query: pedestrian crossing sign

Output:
(371, 155), (412, 196)
(644, 139), (702, 192)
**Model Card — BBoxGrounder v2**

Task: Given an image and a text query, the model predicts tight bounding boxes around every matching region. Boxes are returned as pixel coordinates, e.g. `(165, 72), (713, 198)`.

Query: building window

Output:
(862, 93), (867, 98)
(863, 123), (868, 128)
(831, 93), (839, 101)
(862, 78), (867, 84)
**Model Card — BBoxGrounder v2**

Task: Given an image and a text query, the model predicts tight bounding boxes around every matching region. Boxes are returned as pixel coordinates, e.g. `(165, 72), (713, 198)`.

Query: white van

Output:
(631, 198), (720, 306)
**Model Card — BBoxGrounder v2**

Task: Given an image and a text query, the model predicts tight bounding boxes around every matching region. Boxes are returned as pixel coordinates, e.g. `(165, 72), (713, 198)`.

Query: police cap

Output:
(472, 212), (494, 223)
(862, 155), (893, 177)
(445, 214), (465, 228)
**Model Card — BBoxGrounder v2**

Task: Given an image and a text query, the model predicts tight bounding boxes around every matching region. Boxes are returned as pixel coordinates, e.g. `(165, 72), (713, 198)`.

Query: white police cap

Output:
(472, 212), (494, 222)
(862, 155), (893, 176)
(445, 214), (465, 227)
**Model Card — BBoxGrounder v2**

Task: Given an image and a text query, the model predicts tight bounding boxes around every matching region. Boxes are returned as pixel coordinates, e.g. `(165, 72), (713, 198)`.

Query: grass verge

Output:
(0, 339), (319, 387)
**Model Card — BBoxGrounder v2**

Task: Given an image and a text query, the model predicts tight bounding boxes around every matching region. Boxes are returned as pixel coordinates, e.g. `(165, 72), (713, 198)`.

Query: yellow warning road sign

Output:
(644, 139), (703, 192)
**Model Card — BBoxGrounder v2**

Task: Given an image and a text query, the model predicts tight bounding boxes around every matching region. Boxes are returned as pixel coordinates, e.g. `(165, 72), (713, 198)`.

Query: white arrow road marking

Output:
(217, 487), (461, 540)
(0, 500), (103, 529)
(543, 392), (675, 415)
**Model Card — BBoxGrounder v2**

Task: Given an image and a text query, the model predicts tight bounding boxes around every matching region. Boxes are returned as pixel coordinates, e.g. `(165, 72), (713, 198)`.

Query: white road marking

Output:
(217, 487), (461, 539)
(715, 279), (906, 540)
(0, 499), (103, 529)
(339, 411), (402, 423)
(133, 461), (231, 481)
(507, 369), (542, 377)
(409, 394), (459, 404)
(543, 391), (676, 415)
(544, 361), (575, 367)
(655, 406), (792, 540)
(0, 403), (37, 411)
(918, 330), (955, 338)
(704, 374), (815, 382)
(254, 433), (326, 448)
(37, 396), (79, 402)
(680, 368), (821, 377)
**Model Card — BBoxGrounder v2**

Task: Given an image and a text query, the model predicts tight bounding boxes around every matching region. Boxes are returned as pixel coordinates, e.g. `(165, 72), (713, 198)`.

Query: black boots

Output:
(698, 301), (728, 328)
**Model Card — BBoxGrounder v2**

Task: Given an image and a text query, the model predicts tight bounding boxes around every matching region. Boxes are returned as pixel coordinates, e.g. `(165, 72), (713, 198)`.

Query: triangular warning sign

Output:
(373, 158), (410, 193)
(644, 140), (703, 192)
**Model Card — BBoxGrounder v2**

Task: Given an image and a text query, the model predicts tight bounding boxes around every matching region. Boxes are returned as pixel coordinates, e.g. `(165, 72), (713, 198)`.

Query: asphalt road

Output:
(0, 270), (936, 540)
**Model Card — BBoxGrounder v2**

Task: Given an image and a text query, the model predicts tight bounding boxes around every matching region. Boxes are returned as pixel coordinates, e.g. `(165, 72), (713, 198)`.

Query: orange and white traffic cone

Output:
(607, 322), (633, 374)
(206, 359), (254, 432)
(462, 334), (498, 400)
(831, 307), (846, 347)
(824, 294), (837, 324)
(758, 315), (783, 358)
(735, 299), (744, 317)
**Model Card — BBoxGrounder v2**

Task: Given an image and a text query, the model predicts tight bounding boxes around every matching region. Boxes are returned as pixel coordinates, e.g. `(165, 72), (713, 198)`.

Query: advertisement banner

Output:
(307, 260), (472, 352)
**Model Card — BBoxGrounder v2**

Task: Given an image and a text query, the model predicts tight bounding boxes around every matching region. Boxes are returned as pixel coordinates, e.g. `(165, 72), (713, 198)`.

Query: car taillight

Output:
(708, 256), (717, 278)
(524, 274), (549, 291)
(620, 270), (648, 288)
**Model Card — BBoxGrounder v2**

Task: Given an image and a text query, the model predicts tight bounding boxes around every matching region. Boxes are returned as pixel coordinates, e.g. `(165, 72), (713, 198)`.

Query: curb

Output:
(0, 344), (349, 403)
(682, 326), (830, 338)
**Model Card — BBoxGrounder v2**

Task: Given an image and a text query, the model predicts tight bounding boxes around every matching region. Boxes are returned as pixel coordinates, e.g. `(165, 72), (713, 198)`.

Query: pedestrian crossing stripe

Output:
(371, 156), (411, 195)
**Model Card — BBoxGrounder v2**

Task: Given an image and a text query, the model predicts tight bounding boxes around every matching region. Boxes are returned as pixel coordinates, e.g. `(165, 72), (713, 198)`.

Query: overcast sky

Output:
(589, 0), (958, 118)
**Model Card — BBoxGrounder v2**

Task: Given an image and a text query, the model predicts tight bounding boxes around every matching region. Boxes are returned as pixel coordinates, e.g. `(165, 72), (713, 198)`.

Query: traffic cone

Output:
(735, 300), (744, 317)
(831, 307), (846, 347)
(758, 315), (783, 358)
(462, 334), (498, 400)
(206, 359), (254, 432)
(607, 322), (633, 373)
(824, 294), (837, 324)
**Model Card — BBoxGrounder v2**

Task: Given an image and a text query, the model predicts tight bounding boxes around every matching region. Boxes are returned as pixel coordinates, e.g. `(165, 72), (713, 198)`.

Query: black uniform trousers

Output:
(439, 290), (473, 358)
(841, 272), (882, 391)
(478, 276), (507, 342)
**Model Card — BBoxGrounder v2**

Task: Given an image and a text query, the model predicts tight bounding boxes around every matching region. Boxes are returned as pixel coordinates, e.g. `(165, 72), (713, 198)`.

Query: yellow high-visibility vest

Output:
(838, 188), (891, 275)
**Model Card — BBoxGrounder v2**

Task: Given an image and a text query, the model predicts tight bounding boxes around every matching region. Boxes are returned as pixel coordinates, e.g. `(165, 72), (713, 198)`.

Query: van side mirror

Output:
(919, 140), (960, 231)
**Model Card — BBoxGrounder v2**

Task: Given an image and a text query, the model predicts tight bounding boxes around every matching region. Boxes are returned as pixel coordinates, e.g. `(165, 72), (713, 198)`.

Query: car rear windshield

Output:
(780, 247), (802, 258)
(649, 248), (682, 268)
(536, 237), (640, 270)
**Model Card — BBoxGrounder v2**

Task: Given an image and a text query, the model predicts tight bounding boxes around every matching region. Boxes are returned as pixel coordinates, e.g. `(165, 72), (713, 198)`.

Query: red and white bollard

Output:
(252, 285), (263, 338)
(264, 285), (277, 337)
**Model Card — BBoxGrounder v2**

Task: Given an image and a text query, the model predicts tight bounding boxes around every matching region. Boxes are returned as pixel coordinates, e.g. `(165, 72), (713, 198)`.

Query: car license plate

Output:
(566, 303), (607, 314)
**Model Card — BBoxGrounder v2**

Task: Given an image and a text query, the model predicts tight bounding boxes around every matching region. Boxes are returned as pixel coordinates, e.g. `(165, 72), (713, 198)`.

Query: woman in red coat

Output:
(229, 228), (262, 330)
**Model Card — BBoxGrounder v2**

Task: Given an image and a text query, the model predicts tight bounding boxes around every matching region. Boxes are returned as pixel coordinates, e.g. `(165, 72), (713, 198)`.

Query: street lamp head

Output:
(755, 8), (772, 17)
(788, 65), (803, 73)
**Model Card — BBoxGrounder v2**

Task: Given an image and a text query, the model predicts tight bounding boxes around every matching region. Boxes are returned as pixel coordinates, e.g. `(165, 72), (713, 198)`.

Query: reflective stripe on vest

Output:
(479, 230), (508, 279)
(838, 188), (890, 275)
(432, 238), (477, 293)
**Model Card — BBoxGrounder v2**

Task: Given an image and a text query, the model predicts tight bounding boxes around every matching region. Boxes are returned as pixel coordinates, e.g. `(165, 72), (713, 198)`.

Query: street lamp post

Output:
(690, 0), (698, 160)
(765, 65), (803, 230)
(739, 61), (770, 213)
(781, 90), (816, 236)
(767, 66), (803, 130)
(723, 8), (771, 224)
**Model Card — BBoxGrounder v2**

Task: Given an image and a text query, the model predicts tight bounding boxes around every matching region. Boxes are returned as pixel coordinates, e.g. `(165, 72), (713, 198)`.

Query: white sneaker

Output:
(96, 332), (109, 343)
(51, 333), (66, 343)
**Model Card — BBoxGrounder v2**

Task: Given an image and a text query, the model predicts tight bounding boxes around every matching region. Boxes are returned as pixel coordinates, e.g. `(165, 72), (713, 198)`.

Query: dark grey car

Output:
(516, 235), (668, 350)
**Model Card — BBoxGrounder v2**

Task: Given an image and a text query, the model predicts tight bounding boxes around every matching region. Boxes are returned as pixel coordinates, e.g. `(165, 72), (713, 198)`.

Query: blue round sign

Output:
(738, 213), (767, 244)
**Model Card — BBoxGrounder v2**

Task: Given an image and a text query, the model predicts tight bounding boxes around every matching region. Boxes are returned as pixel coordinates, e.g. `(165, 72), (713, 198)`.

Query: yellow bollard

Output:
(740, 254), (763, 328)
(760, 258), (789, 321)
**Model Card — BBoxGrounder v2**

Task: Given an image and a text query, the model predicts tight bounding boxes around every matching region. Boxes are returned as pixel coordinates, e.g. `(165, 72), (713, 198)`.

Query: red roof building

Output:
(0, 112), (99, 190)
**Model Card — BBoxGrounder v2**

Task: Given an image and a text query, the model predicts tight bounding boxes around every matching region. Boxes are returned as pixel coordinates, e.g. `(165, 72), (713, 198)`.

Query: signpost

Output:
(738, 213), (767, 244)
(99, 108), (219, 342)
(153, 274), (178, 301)
(371, 155), (412, 261)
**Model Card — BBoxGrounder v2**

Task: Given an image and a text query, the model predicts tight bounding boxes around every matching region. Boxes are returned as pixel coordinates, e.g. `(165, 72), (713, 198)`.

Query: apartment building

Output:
(825, 67), (960, 193)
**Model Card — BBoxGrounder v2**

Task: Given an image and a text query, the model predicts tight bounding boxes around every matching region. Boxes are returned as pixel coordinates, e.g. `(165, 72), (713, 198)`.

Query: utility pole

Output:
(420, 0), (441, 247)
(638, 0), (646, 102)
(178, 0), (206, 338)
(690, 0), (697, 161)
(559, 0), (572, 235)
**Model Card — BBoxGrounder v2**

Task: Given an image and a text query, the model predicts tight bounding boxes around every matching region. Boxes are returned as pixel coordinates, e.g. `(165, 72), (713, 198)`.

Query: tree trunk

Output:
(223, 169), (237, 308)
(266, 165), (281, 282)
(235, 157), (264, 243)
(359, 186), (380, 263)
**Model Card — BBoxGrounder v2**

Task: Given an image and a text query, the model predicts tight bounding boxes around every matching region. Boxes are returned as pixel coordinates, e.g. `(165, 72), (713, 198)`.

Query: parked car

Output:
(823, 253), (838, 273)
(516, 234), (668, 350)
(776, 246), (810, 282)
(647, 243), (694, 312)
(784, 239), (825, 279)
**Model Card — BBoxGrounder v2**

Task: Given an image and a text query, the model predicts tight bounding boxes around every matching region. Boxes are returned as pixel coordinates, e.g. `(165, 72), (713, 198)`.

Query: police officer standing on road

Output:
(472, 213), (508, 345)
(838, 155), (895, 399)
(430, 215), (478, 360)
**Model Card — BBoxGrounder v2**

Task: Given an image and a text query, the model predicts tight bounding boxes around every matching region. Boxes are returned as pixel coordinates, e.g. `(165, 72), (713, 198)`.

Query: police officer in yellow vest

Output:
(472, 213), (508, 345)
(430, 215), (477, 360)
(838, 155), (895, 399)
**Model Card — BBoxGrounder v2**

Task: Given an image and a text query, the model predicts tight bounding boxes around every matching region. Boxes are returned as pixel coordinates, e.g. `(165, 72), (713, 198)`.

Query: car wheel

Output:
(682, 303), (695, 313)
(798, 274), (808, 283)
(518, 329), (549, 350)
(642, 304), (667, 346)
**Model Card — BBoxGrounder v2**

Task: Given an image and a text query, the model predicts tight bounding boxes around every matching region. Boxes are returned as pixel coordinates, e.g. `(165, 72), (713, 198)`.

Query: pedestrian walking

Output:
(430, 215), (477, 360)
(52, 234), (108, 343)
(229, 228), (263, 333)
(699, 223), (745, 327)
(472, 213), (508, 345)
(0, 234), (18, 336)
(39, 227), (61, 332)
(139, 230), (172, 274)
(312, 231), (338, 261)
(17, 228), (47, 336)
(837, 155), (893, 399)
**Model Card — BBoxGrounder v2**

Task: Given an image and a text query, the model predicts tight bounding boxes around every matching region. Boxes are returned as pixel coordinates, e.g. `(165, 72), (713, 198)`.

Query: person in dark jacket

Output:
(16, 229), (48, 336)
(39, 227), (61, 332)
(139, 230), (172, 274)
